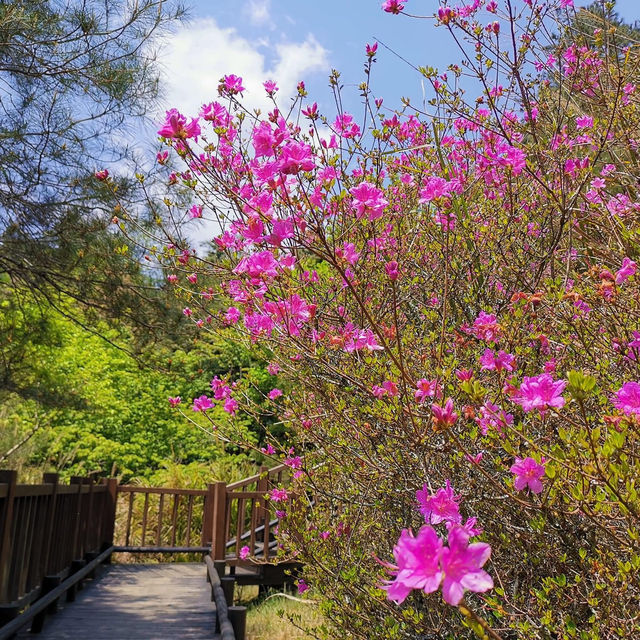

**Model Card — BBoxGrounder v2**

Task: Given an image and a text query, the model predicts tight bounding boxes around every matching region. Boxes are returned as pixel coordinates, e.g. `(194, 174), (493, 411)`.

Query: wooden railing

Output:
(214, 464), (287, 564)
(0, 463), (292, 638)
(0, 471), (116, 624)
(113, 464), (287, 558)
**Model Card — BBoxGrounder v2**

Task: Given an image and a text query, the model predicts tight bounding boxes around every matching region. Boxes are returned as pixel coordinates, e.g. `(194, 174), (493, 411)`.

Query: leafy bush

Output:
(121, 1), (640, 637)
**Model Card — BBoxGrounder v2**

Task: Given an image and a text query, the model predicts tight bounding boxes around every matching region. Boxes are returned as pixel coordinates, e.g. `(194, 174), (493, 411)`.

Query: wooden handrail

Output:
(226, 463), (288, 491)
(205, 555), (246, 640)
(0, 546), (113, 640)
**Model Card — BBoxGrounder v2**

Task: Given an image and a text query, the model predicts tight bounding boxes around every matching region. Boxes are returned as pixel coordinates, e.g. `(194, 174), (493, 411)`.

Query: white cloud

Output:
(244, 0), (272, 27)
(156, 18), (330, 250)
(158, 17), (329, 120)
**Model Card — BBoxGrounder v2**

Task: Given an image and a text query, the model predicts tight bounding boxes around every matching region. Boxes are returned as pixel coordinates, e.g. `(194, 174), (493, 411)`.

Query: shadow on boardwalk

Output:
(17, 564), (217, 640)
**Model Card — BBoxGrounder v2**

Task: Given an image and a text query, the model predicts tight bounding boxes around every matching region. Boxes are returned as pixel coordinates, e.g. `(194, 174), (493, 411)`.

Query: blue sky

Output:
(158, 1), (640, 122)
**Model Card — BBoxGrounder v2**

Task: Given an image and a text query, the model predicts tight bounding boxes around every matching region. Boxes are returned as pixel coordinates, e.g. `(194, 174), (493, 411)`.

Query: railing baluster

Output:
(141, 492), (150, 546)
(186, 495), (194, 547)
(125, 491), (134, 547)
(156, 493), (164, 547)
(171, 494), (179, 547)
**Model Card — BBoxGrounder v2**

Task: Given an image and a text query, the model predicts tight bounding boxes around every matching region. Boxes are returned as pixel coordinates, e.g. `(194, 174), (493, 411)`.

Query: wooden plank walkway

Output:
(17, 564), (218, 640)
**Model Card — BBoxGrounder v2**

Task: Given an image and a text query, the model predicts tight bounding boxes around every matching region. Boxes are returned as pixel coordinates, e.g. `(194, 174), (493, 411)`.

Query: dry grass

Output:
(236, 586), (322, 640)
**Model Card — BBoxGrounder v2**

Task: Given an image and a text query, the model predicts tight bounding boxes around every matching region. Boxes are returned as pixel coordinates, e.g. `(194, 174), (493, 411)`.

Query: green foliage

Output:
(0, 284), (268, 481)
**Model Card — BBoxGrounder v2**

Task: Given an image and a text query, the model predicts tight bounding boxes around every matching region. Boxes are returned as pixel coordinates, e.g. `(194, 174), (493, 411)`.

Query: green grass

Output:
(236, 586), (321, 640)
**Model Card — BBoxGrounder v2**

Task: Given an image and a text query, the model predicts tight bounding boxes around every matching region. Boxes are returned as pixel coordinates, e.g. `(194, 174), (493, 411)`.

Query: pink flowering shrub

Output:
(114, 2), (640, 637)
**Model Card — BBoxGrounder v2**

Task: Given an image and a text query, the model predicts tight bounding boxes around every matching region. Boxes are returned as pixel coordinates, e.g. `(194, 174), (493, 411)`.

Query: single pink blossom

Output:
(611, 381), (640, 415)
(94, 169), (109, 181)
(350, 182), (389, 221)
(269, 488), (289, 502)
(382, 0), (405, 13)
(239, 546), (250, 560)
(439, 526), (493, 606)
(168, 396), (181, 407)
(158, 108), (200, 140)
(416, 480), (462, 525)
(479, 348), (516, 373)
(380, 526), (443, 604)
(219, 74), (245, 96)
(576, 115), (593, 129)
(415, 379), (441, 403)
(431, 399), (458, 429)
(510, 457), (546, 494)
(513, 374), (567, 414)
(223, 397), (238, 415)
(297, 579), (309, 594)
(263, 80), (278, 95)
(192, 395), (213, 412)
(268, 388), (283, 400)
(615, 257), (636, 284)
(470, 311), (501, 343)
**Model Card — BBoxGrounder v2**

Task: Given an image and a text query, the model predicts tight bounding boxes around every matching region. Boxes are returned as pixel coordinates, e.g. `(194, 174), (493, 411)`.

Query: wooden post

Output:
(256, 467), (268, 544)
(70, 477), (85, 562)
(201, 483), (216, 548)
(221, 576), (235, 607)
(102, 478), (118, 563)
(41, 473), (59, 578)
(30, 575), (60, 632)
(229, 606), (247, 640)
(211, 481), (227, 562)
(0, 470), (17, 604)
(66, 559), (86, 602)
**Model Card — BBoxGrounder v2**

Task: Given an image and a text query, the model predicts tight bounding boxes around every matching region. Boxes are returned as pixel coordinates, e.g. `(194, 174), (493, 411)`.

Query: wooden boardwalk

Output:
(17, 564), (218, 640)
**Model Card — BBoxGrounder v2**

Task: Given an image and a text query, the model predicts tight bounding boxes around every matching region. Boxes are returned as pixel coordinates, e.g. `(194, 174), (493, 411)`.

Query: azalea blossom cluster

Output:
(382, 481), (492, 606)
(113, 1), (640, 637)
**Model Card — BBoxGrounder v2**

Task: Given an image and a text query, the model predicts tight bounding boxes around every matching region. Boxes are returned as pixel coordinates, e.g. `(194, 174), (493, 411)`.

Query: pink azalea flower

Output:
(576, 115), (593, 129)
(470, 311), (501, 343)
(157, 108), (200, 140)
(479, 348), (516, 373)
(182, 307), (192, 317)
(297, 579), (309, 594)
(476, 402), (513, 436)
(382, 0), (405, 14)
(431, 399), (458, 429)
(380, 526), (443, 604)
(94, 169), (109, 181)
(261, 443), (276, 455)
(168, 396), (181, 407)
(219, 74), (245, 96)
(263, 80), (278, 95)
(239, 545), (250, 559)
(223, 397), (238, 415)
(611, 381), (640, 415)
(615, 257), (636, 284)
(416, 480), (462, 525)
(192, 395), (214, 412)
(224, 307), (241, 325)
(440, 526), (493, 606)
(334, 113), (361, 139)
(269, 488), (289, 502)
(415, 378), (441, 403)
(510, 457), (546, 494)
(167, 274), (178, 284)
(385, 261), (400, 281)
(268, 388), (283, 400)
(350, 182), (389, 221)
(278, 141), (314, 174)
(513, 374), (567, 414)
(446, 516), (482, 538)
